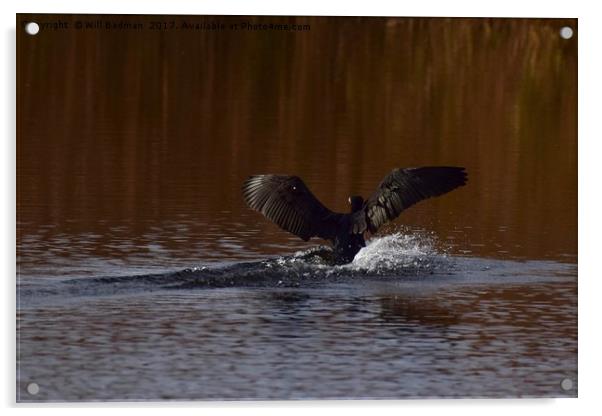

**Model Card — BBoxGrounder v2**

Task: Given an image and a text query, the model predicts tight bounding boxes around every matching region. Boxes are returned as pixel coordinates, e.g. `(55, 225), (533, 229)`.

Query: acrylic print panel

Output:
(16, 14), (577, 401)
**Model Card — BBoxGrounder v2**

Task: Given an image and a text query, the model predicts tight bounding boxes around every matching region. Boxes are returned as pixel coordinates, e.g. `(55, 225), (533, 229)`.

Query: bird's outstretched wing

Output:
(362, 167), (467, 233)
(242, 175), (342, 241)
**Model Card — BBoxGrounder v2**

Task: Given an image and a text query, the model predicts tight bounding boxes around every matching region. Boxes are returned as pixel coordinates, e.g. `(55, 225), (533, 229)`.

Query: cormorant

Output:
(242, 166), (467, 264)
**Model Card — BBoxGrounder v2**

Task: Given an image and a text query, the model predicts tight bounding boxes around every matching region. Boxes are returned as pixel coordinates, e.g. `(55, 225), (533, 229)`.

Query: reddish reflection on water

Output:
(17, 15), (577, 276)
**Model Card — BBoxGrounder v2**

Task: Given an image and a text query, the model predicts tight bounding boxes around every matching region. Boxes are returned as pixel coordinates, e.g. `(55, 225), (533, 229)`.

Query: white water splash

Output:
(346, 232), (444, 274)
(280, 231), (450, 277)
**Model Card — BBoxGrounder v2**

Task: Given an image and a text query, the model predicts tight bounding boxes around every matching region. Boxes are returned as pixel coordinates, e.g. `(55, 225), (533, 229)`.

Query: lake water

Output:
(17, 15), (577, 401)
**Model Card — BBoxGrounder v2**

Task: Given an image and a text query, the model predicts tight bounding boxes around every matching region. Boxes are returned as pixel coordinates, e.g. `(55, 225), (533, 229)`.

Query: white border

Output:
(8, 0), (584, 18)
(3, 1), (601, 415)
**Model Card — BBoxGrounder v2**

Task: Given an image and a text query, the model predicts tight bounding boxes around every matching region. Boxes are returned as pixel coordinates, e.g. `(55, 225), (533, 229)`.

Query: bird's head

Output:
(348, 195), (364, 213)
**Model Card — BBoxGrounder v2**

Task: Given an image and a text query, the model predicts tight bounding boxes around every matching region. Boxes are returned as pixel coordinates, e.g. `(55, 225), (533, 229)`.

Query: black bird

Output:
(242, 167), (467, 264)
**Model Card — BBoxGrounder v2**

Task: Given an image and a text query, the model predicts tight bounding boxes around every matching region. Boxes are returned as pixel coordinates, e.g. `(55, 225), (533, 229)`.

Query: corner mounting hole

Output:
(25, 22), (40, 36)
(26, 382), (39, 395)
(560, 26), (573, 39)
(560, 378), (573, 391)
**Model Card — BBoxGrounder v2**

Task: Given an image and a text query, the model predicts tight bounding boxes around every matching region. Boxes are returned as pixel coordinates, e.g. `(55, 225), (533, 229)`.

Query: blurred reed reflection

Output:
(17, 15), (577, 274)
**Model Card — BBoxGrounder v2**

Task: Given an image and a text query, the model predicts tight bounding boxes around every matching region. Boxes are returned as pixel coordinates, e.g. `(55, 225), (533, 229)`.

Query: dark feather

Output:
(242, 175), (342, 241)
(362, 167), (467, 233)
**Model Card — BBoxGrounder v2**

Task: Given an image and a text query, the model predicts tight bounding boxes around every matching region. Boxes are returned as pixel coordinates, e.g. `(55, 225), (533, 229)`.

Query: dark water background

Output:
(17, 15), (577, 401)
